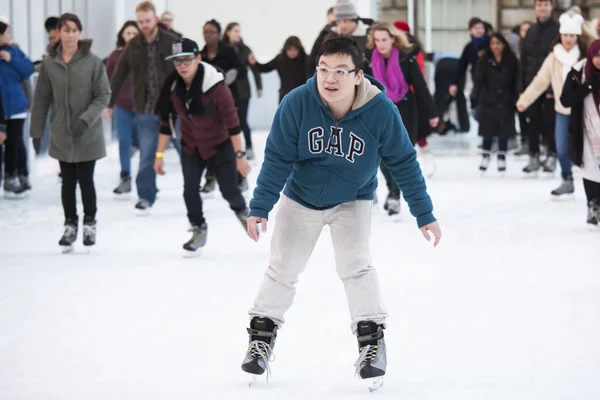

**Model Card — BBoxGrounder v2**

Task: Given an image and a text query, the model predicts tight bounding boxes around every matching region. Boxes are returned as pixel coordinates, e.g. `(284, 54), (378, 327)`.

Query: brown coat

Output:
(108, 30), (178, 114)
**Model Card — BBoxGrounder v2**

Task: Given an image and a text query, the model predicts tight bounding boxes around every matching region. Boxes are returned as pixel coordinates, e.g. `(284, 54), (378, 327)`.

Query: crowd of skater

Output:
(1, 0), (599, 390)
(1, 1), (600, 234)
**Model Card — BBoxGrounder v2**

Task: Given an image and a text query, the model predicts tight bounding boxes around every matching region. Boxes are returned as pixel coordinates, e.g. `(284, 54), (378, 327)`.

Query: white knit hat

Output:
(334, 0), (358, 20)
(559, 12), (584, 35)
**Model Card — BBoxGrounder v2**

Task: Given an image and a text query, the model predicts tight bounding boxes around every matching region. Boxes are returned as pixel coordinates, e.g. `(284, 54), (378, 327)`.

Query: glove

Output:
(72, 119), (88, 139)
(32, 138), (41, 155)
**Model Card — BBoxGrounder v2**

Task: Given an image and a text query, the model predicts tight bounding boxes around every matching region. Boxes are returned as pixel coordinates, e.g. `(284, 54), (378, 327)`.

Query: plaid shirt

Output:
(144, 32), (161, 114)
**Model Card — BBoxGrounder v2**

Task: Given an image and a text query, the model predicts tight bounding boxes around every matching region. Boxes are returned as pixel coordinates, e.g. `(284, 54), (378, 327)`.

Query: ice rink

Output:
(1, 131), (599, 399)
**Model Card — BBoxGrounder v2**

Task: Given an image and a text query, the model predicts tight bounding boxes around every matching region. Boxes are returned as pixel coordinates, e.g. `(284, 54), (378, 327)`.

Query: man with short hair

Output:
(154, 38), (251, 254)
(240, 37), (441, 389)
(160, 11), (182, 38)
(519, 0), (559, 173)
(105, 1), (178, 214)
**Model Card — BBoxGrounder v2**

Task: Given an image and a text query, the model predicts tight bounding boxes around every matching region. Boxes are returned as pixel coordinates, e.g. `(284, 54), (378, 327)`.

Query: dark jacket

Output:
(0, 44), (35, 117)
(519, 17), (559, 92)
(471, 54), (518, 138)
(560, 67), (595, 168)
(0, 90), (5, 133)
(365, 50), (437, 144)
(255, 53), (309, 102)
(106, 49), (134, 111)
(155, 62), (241, 160)
(229, 41), (262, 101)
(453, 36), (488, 86)
(201, 41), (246, 101)
(30, 40), (111, 163)
(108, 30), (178, 113)
(309, 19), (374, 76)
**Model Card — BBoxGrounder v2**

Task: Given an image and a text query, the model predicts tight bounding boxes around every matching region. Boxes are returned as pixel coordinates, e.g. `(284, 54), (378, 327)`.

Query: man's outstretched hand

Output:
(420, 221), (442, 247)
(247, 216), (267, 242)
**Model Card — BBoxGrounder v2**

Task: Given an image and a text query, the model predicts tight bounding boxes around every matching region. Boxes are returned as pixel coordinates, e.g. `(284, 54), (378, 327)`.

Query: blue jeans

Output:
(114, 107), (138, 174)
(555, 112), (571, 176)
(135, 113), (160, 205)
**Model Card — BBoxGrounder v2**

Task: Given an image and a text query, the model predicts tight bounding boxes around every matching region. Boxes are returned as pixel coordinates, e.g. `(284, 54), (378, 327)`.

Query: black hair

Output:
(0, 22), (7, 35)
(282, 36), (306, 57)
(57, 13), (83, 32)
(481, 32), (518, 66)
(116, 20), (139, 48)
(204, 19), (221, 34)
(318, 36), (363, 70)
(45, 16), (59, 33)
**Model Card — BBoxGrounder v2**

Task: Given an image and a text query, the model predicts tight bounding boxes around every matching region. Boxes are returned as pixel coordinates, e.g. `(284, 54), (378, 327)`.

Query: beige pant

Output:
(249, 195), (387, 333)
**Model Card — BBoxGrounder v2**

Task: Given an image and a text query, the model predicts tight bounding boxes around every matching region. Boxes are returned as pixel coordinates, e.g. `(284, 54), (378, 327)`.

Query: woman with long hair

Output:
(247, 36), (309, 103)
(518, 12), (590, 196)
(365, 22), (438, 217)
(30, 13), (111, 252)
(0, 18), (35, 197)
(471, 32), (519, 173)
(560, 39), (600, 226)
(223, 22), (262, 161)
(106, 20), (140, 195)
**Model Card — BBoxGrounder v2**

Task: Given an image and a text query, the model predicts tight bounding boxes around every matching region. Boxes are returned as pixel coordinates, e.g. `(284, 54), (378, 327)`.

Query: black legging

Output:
(2, 119), (28, 177)
(236, 99), (252, 150)
(526, 96), (556, 155)
(59, 161), (97, 223)
(482, 137), (508, 153)
(584, 178), (600, 204)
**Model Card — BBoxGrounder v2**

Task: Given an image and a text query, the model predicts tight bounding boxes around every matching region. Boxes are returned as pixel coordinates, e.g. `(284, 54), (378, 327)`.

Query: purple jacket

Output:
(106, 49), (134, 111)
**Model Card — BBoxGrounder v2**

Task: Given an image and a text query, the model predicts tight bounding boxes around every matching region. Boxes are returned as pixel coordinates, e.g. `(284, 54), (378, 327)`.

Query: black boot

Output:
(241, 317), (278, 376)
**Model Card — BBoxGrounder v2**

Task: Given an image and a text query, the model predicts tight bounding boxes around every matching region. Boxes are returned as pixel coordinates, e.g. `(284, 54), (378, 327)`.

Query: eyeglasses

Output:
(316, 66), (359, 81)
(173, 57), (195, 67)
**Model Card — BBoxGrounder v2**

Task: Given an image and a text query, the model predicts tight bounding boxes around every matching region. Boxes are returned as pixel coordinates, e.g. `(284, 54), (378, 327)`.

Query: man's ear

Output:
(355, 69), (364, 85)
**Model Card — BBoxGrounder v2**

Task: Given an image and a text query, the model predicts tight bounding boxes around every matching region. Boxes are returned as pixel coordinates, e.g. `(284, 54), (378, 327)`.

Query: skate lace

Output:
(247, 340), (275, 382)
(63, 225), (77, 237)
(354, 345), (378, 378)
(83, 225), (94, 239)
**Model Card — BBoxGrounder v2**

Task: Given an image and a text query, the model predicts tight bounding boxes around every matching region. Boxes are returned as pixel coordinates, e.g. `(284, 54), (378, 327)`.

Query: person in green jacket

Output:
(30, 13), (111, 253)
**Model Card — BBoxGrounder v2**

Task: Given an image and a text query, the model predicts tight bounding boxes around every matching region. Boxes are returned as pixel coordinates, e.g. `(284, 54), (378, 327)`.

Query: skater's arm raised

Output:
(380, 106), (435, 229)
(249, 97), (299, 219)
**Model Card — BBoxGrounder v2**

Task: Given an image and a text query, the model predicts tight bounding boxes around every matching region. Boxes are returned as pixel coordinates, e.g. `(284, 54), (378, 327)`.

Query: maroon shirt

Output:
(156, 62), (241, 159)
(106, 49), (134, 111)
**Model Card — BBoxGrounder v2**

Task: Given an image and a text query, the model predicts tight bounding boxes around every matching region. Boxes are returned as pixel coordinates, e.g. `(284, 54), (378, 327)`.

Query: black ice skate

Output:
(183, 223), (207, 257)
(113, 172), (132, 195)
(354, 321), (386, 392)
(59, 220), (78, 253)
(542, 153), (557, 174)
(241, 317), (277, 386)
(497, 153), (507, 173)
(18, 175), (31, 191)
(522, 153), (540, 177)
(479, 152), (491, 173)
(83, 218), (96, 247)
(587, 201), (600, 226)
(3, 175), (27, 198)
(384, 192), (400, 218)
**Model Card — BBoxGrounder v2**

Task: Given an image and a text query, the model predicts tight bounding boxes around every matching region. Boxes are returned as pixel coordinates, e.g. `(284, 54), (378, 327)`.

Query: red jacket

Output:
(156, 62), (241, 159)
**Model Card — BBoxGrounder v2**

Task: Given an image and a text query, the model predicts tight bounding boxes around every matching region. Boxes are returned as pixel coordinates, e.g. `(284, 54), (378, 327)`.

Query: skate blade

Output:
(3, 191), (27, 200)
(135, 209), (151, 217)
(550, 194), (575, 202)
(200, 191), (215, 199)
(367, 376), (384, 392)
(113, 192), (132, 200)
(543, 171), (556, 179)
(247, 373), (258, 387)
(523, 171), (538, 179)
(182, 248), (202, 258)
(61, 245), (74, 254)
(389, 212), (401, 222)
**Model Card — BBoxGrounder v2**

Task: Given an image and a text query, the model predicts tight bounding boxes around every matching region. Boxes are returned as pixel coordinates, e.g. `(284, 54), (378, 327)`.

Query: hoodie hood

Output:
(200, 61), (224, 92)
(306, 74), (385, 119)
(48, 39), (93, 58)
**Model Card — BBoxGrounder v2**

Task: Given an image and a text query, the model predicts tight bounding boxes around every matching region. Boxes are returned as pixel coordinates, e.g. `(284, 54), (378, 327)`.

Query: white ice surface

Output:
(1, 131), (599, 400)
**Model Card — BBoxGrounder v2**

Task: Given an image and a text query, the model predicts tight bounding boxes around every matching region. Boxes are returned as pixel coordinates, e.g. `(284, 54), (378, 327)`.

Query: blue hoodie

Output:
(0, 45), (35, 117)
(249, 75), (436, 228)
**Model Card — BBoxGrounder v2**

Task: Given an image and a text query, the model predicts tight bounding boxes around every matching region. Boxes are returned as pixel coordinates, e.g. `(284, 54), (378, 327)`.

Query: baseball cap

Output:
(166, 38), (200, 60)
